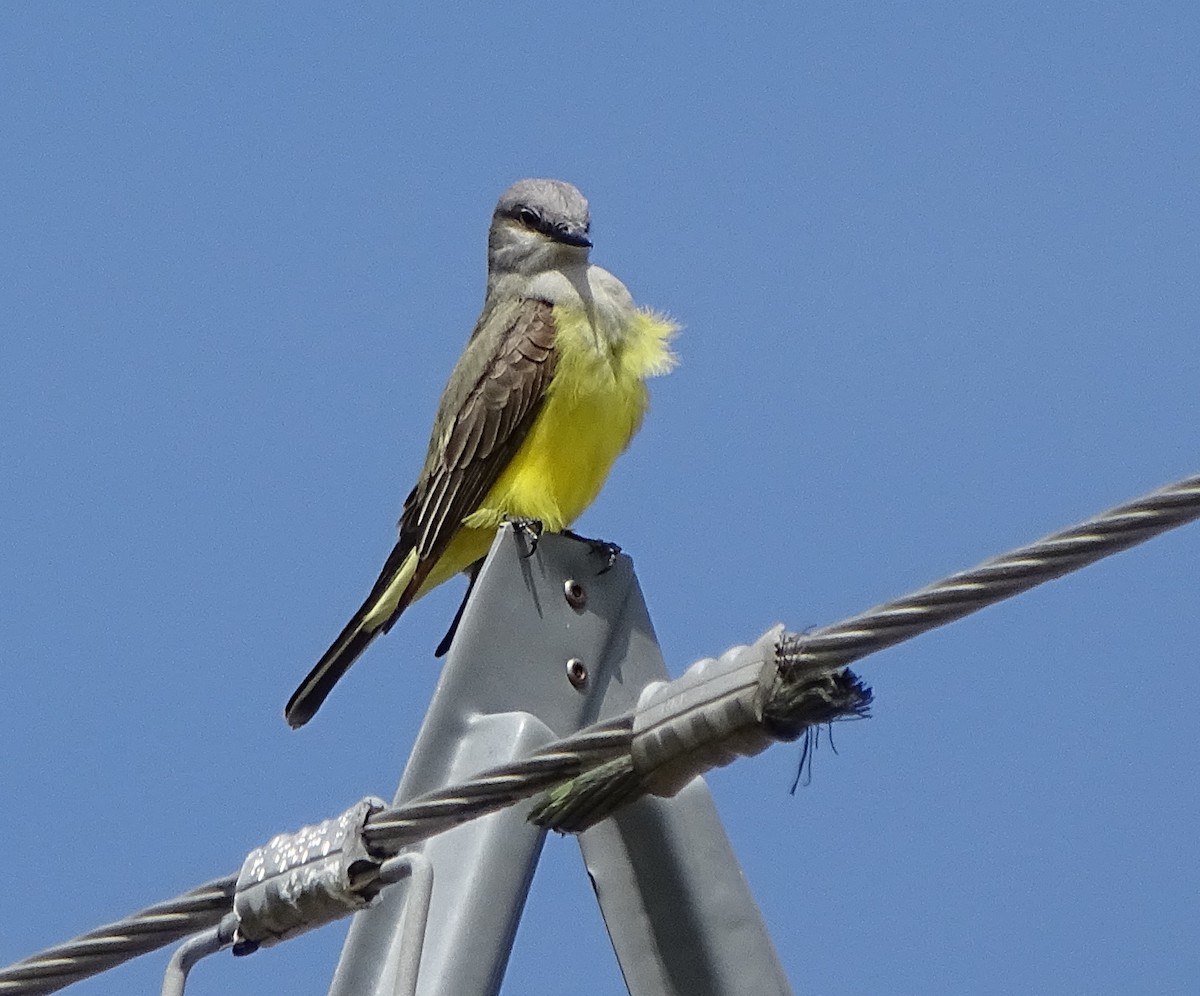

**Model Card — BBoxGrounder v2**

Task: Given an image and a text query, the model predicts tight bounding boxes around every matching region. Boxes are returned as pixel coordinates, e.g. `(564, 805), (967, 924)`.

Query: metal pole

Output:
(328, 528), (789, 995)
(328, 529), (637, 995)
(573, 569), (792, 996)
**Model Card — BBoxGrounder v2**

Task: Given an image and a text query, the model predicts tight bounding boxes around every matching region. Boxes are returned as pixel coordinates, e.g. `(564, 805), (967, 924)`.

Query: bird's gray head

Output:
(488, 178), (592, 277)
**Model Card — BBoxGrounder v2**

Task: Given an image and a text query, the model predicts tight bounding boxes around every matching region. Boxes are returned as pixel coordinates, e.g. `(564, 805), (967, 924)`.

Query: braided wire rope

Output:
(362, 715), (634, 849)
(780, 472), (1200, 673)
(0, 876), (237, 995)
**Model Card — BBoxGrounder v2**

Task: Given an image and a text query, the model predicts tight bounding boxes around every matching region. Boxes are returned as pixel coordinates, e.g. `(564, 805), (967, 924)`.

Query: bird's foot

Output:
(563, 529), (622, 574)
(506, 516), (544, 558)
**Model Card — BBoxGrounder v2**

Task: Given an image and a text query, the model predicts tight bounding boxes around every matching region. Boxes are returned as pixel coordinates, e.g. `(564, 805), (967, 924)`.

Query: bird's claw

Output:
(563, 529), (622, 574)
(506, 516), (544, 558)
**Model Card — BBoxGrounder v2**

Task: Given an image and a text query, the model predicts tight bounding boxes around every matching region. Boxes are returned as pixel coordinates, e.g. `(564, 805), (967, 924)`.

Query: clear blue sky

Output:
(3, 4), (1198, 993)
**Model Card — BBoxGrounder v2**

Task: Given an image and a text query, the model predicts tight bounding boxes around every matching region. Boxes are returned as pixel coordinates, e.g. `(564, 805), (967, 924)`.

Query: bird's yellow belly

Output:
(470, 365), (646, 532)
(413, 306), (674, 600)
(412, 372), (643, 599)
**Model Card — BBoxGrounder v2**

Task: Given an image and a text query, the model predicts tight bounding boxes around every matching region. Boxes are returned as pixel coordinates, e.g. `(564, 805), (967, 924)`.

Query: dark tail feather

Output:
(285, 532), (449, 728)
(434, 558), (484, 658)
(285, 540), (421, 728)
(284, 603), (381, 728)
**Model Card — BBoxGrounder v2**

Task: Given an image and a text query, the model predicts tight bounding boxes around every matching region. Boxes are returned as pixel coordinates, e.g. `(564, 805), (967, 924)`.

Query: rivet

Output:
(566, 657), (588, 689)
(564, 579), (587, 610)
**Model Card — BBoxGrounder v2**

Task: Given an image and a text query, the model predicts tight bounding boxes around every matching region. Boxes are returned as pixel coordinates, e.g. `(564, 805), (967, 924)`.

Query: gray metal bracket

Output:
(328, 527), (791, 996)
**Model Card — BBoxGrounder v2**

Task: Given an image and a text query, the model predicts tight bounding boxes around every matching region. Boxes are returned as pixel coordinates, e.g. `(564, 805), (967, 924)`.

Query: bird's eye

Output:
(516, 207), (540, 229)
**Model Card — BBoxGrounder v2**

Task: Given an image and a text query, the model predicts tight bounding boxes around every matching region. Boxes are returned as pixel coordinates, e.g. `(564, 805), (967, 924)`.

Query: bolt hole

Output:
(566, 658), (588, 689)
(564, 579), (587, 610)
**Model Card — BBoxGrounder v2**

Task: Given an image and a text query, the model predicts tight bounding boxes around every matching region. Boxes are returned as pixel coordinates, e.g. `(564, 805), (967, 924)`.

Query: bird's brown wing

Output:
(377, 296), (558, 627)
(284, 298), (558, 728)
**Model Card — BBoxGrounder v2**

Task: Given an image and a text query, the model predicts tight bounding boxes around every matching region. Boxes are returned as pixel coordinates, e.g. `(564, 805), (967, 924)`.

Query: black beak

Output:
(554, 226), (592, 249)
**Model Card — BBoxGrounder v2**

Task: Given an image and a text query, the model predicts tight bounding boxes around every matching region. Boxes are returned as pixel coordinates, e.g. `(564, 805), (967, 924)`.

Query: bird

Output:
(284, 179), (678, 728)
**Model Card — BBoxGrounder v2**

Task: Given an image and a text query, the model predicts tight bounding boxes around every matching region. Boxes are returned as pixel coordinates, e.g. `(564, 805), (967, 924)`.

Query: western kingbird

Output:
(285, 178), (677, 727)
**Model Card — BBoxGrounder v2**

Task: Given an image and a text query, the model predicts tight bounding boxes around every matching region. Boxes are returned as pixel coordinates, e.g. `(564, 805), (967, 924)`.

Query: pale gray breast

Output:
(584, 266), (637, 341)
(521, 264), (637, 346)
